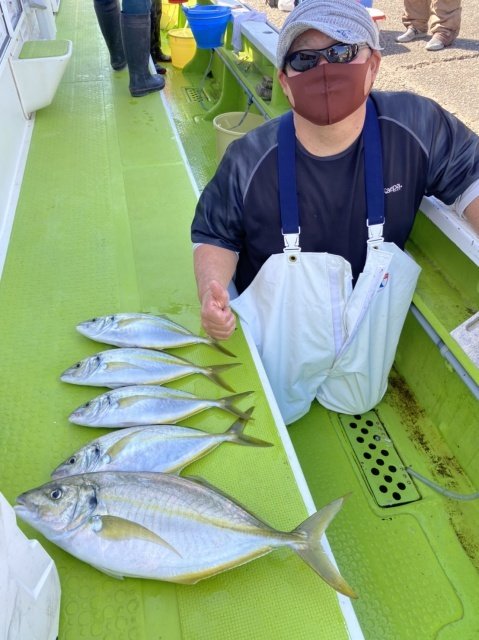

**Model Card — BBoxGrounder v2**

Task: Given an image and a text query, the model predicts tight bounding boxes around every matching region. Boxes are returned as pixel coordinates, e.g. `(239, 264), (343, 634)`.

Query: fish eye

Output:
(95, 356), (101, 363)
(75, 362), (81, 368)
(50, 488), (63, 500)
(68, 456), (77, 465)
(110, 315), (115, 321)
(94, 445), (101, 455)
(90, 318), (97, 322)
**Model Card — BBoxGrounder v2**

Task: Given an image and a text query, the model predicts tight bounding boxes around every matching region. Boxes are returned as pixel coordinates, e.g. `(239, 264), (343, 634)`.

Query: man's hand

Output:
(194, 244), (238, 341)
(200, 280), (236, 340)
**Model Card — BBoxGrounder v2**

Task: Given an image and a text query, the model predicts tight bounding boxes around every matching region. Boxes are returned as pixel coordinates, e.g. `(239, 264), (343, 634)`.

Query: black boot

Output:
(150, 0), (171, 73)
(120, 12), (165, 97)
(93, 0), (126, 70)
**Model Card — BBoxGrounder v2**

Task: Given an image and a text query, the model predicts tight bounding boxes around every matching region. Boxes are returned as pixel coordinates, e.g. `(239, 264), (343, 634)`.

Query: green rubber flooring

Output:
(1, 1), (478, 639)
(0, 2), (354, 640)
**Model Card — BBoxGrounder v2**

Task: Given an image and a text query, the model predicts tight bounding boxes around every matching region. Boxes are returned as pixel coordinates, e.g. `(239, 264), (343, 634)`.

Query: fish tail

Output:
(292, 495), (357, 599)
(225, 408), (272, 447)
(219, 391), (254, 420)
(209, 340), (236, 358)
(206, 363), (241, 392)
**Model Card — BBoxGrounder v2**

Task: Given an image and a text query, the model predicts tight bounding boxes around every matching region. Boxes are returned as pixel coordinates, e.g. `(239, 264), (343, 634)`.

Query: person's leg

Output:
(428, 0), (461, 46)
(121, 0), (165, 96)
(93, 0), (126, 70)
(151, 0), (171, 68)
(396, 0), (429, 42)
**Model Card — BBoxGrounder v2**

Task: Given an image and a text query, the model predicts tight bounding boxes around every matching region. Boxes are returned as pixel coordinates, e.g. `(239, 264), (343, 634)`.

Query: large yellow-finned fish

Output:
(52, 409), (269, 477)
(68, 385), (253, 428)
(15, 471), (357, 598)
(76, 313), (235, 357)
(61, 347), (240, 392)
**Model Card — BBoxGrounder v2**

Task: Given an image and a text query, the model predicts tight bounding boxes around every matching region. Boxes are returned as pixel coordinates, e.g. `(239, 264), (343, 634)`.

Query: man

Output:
(396, 0), (462, 51)
(191, 0), (479, 423)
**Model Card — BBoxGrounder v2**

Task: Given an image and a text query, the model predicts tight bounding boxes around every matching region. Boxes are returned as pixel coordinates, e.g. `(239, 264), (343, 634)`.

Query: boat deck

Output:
(0, 0), (478, 639)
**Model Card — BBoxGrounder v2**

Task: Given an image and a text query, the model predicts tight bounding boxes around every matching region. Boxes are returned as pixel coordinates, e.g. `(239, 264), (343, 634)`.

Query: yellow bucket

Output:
(160, 2), (178, 30)
(213, 112), (265, 162)
(167, 28), (196, 69)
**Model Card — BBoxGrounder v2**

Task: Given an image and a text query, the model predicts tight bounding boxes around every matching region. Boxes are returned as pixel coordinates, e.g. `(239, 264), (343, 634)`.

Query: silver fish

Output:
(52, 409), (269, 477)
(76, 313), (235, 357)
(15, 471), (356, 597)
(61, 348), (240, 392)
(68, 385), (253, 428)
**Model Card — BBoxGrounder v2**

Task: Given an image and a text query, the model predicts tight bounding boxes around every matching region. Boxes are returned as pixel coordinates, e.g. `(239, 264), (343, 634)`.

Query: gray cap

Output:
(277, 0), (381, 69)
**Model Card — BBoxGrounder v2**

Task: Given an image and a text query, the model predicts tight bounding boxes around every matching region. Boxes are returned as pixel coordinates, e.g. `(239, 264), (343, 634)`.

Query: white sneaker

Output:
(396, 26), (427, 43)
(425, 35), (446, 51)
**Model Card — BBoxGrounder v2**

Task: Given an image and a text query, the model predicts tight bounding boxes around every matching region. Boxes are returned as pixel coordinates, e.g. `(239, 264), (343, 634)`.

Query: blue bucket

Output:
(182, 5), (232, 49)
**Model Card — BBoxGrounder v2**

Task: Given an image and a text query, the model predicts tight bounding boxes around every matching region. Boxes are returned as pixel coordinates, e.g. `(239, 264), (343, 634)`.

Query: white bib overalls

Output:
(231, 100), (421, 424)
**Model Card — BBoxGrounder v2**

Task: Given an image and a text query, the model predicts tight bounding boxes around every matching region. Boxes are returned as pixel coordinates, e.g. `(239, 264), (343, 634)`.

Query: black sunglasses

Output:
(284, 43), (369, 72)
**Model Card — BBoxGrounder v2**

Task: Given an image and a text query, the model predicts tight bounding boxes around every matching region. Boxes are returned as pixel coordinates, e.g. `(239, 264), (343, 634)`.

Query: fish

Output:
(76, 313), (235, 357)
(15, 471), (356, 597)
(68, 385), (253, 428)
(61, 348), (240, 392)
(52, 409), (269, 477)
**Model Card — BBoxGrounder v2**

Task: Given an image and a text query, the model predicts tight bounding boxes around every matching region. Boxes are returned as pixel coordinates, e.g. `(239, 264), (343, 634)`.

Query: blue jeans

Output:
(95, 0), (151, 14)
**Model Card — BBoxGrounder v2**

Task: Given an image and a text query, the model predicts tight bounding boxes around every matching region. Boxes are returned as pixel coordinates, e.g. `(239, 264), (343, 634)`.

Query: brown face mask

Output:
(284, 59), (371, 126)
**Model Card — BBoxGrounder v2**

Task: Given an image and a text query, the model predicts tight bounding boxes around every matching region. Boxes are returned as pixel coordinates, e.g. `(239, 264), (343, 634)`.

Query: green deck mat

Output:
(19, 39), (71, 58)
(0, 1), (353, 639)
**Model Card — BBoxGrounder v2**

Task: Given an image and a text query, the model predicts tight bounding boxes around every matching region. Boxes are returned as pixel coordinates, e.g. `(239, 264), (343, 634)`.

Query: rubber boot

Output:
(120, 12), (165, 97)
(150, 0), (169, 74)
(93, 0), (127, 70)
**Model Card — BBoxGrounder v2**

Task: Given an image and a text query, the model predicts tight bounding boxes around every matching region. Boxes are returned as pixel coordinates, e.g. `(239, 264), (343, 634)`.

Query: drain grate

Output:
(338, 411), (421, 507)
(183, 87), (211, 104)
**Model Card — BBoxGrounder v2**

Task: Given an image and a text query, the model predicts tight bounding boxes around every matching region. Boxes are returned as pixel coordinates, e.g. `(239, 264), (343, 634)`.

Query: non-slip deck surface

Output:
(0, 2), (353, 639)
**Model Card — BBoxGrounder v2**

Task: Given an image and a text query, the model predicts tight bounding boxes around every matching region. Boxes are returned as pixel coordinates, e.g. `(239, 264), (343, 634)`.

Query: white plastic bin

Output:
(0, 492), (61, 640)
(213, 111), (265, 162)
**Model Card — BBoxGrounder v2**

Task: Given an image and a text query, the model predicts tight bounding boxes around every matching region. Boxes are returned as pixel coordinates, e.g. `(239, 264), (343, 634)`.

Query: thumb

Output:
(208, 280), (230, 308)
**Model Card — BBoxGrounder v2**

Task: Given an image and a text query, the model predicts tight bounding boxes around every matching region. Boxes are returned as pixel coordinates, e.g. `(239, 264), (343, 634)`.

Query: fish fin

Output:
(105, 361), (143, 371)
(292, 495), (357, 599)
(105, 430), (145, 459)
(118, 395), (145, 409)
(117, 317), (143, 328)
(210, 341), (236, 358)
(225, 409), (273, 447)
(205, 363), (242, 392)
(91, 515), (181, 557)
(168, 575), (201, 585)
(90, 564), (125, 580)
(158, 316), (195, 336)
(218, 391), (254, 420)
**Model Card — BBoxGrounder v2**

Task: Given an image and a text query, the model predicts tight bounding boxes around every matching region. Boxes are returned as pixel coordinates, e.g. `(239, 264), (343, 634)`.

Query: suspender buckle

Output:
(367, 222), (384, 249)
(282, 228), (301, 261)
